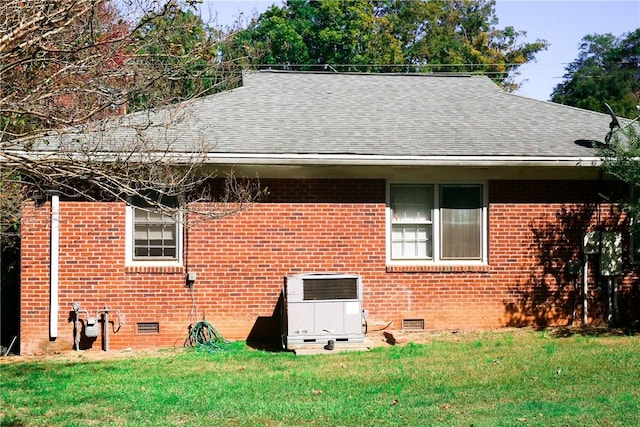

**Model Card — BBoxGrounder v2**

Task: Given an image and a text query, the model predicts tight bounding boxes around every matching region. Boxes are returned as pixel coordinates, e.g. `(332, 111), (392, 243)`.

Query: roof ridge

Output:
(255, 69), (474, 78)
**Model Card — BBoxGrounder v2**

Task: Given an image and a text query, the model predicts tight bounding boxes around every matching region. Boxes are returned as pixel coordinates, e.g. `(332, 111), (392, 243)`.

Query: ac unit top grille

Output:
(303, 278), (358, 300)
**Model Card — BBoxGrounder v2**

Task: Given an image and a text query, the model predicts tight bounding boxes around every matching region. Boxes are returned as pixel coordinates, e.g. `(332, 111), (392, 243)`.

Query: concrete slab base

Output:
(289, 338), (374, 355)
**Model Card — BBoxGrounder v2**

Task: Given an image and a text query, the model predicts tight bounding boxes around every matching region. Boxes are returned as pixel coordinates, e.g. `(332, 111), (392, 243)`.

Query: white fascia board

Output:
(202, 153), (603, 167)
(5, 150), (603, 167)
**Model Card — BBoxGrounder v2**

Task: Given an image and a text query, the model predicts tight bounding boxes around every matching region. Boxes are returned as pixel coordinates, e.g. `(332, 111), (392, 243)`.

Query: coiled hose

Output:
(185, 320), (230, 352)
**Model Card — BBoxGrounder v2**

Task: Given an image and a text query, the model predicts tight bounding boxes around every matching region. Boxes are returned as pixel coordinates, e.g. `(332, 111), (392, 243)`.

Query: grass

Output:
(1, 329), (640, 426)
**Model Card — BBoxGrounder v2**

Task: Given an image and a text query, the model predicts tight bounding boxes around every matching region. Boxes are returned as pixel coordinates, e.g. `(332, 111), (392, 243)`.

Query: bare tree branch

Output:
(0, 0), (261, 246)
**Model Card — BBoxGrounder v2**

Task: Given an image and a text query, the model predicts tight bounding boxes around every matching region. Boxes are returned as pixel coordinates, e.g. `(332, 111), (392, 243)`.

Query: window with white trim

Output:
(125, 196), (182, 266)
(389, 183), (487, 264)
(133, 207), (178, 259)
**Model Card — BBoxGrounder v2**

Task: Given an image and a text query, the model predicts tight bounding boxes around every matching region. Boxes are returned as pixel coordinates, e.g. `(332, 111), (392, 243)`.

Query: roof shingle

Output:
(43, 70), (616, 162)
(186, 70), (611, 158)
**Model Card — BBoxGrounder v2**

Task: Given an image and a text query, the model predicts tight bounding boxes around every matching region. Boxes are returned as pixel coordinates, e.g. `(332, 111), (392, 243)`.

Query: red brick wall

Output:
(19, 179), (638, 354)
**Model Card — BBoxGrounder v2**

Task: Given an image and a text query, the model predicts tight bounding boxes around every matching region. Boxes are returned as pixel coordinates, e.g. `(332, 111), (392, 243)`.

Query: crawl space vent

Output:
(402, 318), (425, 331)
(137, 322), (160, 334)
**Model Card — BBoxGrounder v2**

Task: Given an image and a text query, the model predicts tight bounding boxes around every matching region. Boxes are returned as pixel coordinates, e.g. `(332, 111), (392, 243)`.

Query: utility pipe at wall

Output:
(582, 256), (588, 326)
(104, 310), (109, 351)
(50, 194), (60, 339)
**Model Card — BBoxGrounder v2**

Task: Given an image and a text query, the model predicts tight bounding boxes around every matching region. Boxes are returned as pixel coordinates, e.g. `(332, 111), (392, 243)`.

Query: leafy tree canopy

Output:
(131, 7), (241, 110)
(597, 118), (640, 255)
(551, 29), (640, 118)
(228, 0), (548, 89)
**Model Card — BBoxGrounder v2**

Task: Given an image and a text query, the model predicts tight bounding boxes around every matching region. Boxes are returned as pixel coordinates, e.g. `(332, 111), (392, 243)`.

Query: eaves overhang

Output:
(3, 150), (603, 168)
(201, 153), (603, 168)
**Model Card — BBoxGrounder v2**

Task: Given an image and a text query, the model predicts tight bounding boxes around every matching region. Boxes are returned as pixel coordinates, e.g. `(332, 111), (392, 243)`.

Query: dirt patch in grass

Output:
(369, 326), (530, 346)
(0, 346), (190, 364)
(0, 328), (495, 363)
(370, 324), (639, 346)
(2, 325), (636, 364)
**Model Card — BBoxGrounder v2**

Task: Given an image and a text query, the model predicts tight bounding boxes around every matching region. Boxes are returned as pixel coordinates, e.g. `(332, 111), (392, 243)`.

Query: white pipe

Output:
(612, 277), (619, 324)
(582, 257), (588, 326)
(607, 278), (613, 323)
(50, 194), (60, 339)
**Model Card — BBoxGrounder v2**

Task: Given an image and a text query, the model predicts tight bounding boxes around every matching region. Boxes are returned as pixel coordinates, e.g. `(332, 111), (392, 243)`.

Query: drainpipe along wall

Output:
(50, 194), (60, 339)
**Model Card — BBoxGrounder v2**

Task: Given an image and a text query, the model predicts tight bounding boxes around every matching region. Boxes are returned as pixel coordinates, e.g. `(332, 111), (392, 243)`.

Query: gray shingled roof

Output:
(43, 70), (616, 163)
(192, 70), (611, 158)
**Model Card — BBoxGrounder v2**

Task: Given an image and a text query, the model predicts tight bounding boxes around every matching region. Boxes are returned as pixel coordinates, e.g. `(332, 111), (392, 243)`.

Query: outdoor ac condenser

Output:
(281, 273), (364, 350)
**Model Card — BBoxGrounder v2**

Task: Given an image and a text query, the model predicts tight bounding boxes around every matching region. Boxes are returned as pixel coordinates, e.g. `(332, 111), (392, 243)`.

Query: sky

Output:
(204, 0), (640, 101)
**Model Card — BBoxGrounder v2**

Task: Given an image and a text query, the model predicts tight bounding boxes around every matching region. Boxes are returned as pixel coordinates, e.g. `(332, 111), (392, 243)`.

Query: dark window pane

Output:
(132, 206), (178, 260)
(441, 185), (482, 259)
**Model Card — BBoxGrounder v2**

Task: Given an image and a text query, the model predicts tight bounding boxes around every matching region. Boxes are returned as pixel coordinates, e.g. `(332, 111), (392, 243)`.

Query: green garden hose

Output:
(185, 320), (230, 352)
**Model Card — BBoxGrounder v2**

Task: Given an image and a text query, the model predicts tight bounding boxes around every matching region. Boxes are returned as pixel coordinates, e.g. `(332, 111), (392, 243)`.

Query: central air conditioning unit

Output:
(281, 273), (364, 350)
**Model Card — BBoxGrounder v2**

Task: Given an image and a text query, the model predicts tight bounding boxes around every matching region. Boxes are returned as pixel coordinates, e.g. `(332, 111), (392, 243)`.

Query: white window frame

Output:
(386, 181), (488, 266)
(125, 204), (183, 267)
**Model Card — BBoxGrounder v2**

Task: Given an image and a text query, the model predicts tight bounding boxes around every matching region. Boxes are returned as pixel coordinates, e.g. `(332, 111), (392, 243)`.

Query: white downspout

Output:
(50, 194), (60, 339)
(582, 233), (590, 326)
(582, 257), (588, 326)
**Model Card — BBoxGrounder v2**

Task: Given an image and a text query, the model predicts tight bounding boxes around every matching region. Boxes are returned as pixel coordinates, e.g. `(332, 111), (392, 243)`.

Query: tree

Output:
(598, 116), (640, 222)
(0, 0), (261, 247)
(130, 7), (242, 110)
(0, 1), (131, 141)
(551, 29), (640, 118)
(228, 0), (548, 88)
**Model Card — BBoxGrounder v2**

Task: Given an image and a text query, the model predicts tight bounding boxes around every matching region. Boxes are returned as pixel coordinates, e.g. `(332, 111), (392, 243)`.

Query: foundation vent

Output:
(137, 322), (160, 334)
(402, 318), (425, 331)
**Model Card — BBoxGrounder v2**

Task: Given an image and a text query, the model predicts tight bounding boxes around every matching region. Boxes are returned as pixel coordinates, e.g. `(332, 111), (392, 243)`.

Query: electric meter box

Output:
(583, 231), (623, 276)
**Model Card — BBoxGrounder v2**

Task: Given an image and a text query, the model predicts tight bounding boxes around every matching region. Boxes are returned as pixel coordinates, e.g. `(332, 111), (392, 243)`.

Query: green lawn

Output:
(2, 329), (639, 426)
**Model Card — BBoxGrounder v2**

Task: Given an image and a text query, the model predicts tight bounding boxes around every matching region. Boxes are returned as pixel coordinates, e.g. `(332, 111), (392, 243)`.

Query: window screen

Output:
(133, 208), (178, 260)
(440, 185), (483, 260)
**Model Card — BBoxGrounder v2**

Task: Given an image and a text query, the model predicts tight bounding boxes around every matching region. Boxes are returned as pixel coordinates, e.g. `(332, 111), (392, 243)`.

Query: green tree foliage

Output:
(228, 0), (548, 88)
(131, 7), (241, 110)
(551, 29), (640, 118)
(598, 118), (640, 223)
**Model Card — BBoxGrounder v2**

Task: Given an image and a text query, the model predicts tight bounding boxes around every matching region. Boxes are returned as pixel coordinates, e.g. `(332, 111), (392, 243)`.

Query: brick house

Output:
(18, 71), (638, 355)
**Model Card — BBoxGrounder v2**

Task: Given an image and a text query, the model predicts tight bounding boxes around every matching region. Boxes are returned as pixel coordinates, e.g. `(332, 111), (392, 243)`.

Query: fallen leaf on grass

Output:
(311, 390), (322, 395)
(439, 403), (452, 410)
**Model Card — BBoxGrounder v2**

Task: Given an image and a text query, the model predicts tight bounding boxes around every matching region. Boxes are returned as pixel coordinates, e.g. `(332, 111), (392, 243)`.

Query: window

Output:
(440, 185), (483, 260)
(133, 208), (178, 259)
(391, 185), (433, 259)
(125, 197), (182, 266)
(389, 183), (486, 264)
